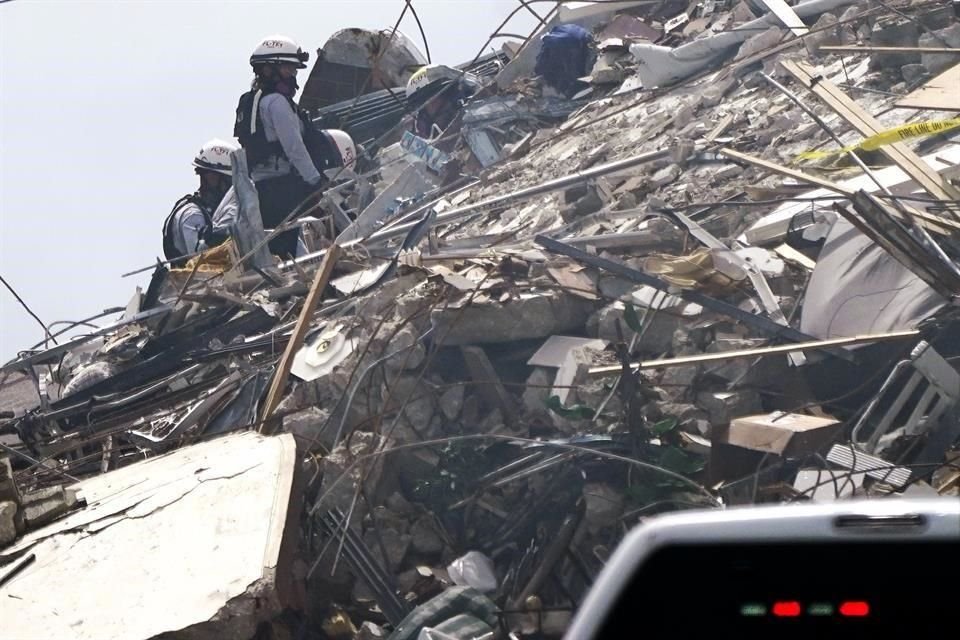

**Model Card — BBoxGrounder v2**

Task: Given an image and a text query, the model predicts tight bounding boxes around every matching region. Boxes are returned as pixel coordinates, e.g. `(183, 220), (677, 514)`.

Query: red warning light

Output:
(839, 601), (870, 617)
(772, 601), (802, 617)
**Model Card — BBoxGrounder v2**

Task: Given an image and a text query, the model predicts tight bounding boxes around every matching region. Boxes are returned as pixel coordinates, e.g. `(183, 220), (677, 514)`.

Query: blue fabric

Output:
(535, 24), (593, 96)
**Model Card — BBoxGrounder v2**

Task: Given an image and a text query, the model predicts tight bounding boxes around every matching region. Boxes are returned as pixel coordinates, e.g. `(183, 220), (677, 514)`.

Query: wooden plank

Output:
(718, 148), (959, 236)
(758, 0), (808, 36)
(780, 60), (960, 201)
(705, 113), (734, 142)
(820, 45), (960, 54)
(259, 244), (342, 431)
(895, 63), (960, 112)
(588, 330), (920, 375)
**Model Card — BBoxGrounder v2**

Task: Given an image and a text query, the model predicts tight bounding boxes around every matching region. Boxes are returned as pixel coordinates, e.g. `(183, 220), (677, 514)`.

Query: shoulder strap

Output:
(236, 89), (287, 166)
(162, 193), (207, 260)
(250, 89), (263, 136)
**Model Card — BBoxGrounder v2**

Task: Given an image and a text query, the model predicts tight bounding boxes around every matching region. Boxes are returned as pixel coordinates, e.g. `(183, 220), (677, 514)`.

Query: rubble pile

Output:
(3, 1), (960, 638)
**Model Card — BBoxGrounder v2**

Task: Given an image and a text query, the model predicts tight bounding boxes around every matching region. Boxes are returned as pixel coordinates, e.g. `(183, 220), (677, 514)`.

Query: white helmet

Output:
(406, 64), (460, 104)
(250, 34), (310, 68)
(193, 138), (240, 176)
(323, 129), (357, 172)
(406, 64), (481, 108)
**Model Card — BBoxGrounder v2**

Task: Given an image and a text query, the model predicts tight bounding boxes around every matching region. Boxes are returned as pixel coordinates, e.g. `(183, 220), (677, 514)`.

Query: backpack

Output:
(534, 24), (593, 96)
(303, 127), (345, 174)
(161, 193), (211, 264)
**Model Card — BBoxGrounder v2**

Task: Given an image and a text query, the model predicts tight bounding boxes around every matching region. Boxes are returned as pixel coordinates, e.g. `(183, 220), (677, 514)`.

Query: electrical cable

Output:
(0, 274), (56, 346)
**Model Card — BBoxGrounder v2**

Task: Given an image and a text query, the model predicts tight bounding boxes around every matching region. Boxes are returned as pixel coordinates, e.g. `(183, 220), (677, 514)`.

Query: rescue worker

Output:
(405, 64), (480, 139)
(234, 35), (332, 258)
(162, 138), (239, 266)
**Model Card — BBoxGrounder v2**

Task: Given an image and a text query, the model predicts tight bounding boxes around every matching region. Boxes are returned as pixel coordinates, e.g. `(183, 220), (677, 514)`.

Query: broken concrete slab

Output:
(365, 527), (411, 571)
(650, 163), (683, 188)
(384, 324), (427, 373)
(461, 346), (518, 423)
(919, 24), (960, 74)
(869, 22), (921, 69)
(583, 483), (624, 533)
(0, 500), (16, 546)
(358, 621), (388, 639)
(383, 375), (438, 433)
(659, 402), (712, 436)
(21, 485), (78, 529)
(804, 13), (841, 56)
(431, 291), (594, 346)
(696, 390), (762, 427)
(320, 432), (395, 521)
(736, 26), (785, 61)
(409, 516), (445, 556)
(0, 432), (303, 640)
(901, 63), (929, 84)
(0, 457), (20, 506)
(522, 367), (554, 416)
(439, 384), (465, 421)
(659, 363), (702, 402)
(588, 301), (684, 355)
(283, 406), (332, 452)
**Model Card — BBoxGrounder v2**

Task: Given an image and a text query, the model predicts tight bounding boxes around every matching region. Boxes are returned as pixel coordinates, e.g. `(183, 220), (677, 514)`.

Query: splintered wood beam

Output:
(260, 244), (342, 431)
(718, 148), (959, 236)
(780, 60), (960, 201)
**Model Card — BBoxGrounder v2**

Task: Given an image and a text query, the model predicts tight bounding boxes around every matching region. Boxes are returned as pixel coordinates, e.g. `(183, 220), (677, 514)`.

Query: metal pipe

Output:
(374, 148), (669, 242)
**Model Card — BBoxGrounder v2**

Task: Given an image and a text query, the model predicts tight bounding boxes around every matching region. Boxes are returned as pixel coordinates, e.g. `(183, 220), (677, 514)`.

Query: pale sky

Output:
(0, 0), (538, 360)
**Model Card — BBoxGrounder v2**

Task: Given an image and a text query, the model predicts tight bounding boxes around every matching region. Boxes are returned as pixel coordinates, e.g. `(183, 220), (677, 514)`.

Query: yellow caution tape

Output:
(796, 117), (960, 161)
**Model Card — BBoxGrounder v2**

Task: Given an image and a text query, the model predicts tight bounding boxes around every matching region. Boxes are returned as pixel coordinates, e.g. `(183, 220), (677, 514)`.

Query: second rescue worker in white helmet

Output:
(234, 35), (323, 258)
(406, 64), (480, 139)
(161, 138), (239, 266)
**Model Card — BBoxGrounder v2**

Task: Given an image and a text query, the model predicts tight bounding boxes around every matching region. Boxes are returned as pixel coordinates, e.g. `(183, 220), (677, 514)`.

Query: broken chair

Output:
(827, 340), (960, 488)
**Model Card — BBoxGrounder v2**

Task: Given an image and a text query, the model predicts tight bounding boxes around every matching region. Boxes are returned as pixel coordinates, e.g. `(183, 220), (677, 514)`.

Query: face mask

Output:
(274, 75), (299, 97)
(200, 174), (230, 206)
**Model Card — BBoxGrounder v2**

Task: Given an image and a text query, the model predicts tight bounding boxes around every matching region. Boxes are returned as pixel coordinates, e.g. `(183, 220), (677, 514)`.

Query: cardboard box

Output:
(721, 412), (842, 456)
